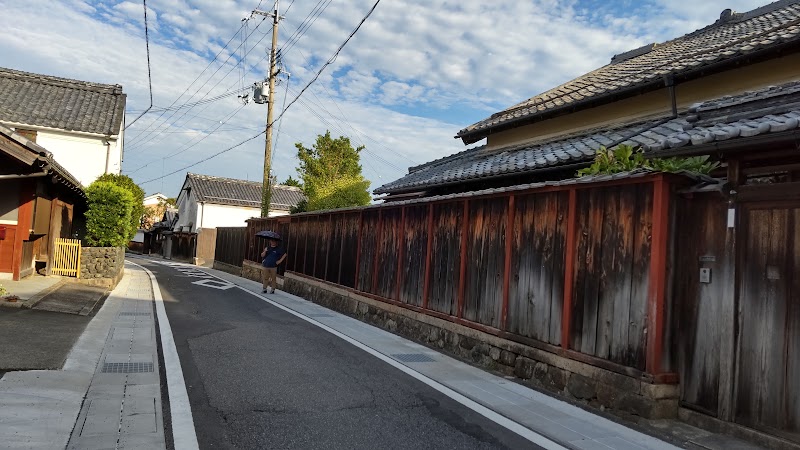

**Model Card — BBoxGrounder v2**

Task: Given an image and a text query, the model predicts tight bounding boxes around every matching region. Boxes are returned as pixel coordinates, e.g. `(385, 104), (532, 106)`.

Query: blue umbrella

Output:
(255, 230), (282, 240)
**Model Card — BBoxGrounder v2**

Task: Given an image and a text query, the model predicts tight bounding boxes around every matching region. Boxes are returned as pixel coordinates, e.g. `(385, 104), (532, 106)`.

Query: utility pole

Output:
(254, 2), (280, 217)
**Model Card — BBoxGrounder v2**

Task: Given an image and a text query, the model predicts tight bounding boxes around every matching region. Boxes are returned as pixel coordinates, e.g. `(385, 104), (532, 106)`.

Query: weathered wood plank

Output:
(609, 187), (635, 367)
(428, 202), (462, 316)
(628, 184), (652, 371)
(464, 197), (506, 328)
(376, 208), (401, 299)
(400, 205), (428, 307)
(357, 210), (379, 292)
(339, 213), (360, 288)
(595, 187), (620, 360)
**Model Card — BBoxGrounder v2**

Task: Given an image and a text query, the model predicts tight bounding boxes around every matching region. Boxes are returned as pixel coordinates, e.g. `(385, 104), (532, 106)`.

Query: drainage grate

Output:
(306, 313), (333, 318)
(101, 362), (154, 373)
(391, 353), (436, 363)
(119, 312), (151, 316)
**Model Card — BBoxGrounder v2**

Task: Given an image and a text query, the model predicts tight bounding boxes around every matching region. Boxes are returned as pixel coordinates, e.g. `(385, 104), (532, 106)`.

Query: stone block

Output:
(567, 373), (597, 400)
(533, 361), (548, 382)
(499, 350), (517, 367)
(489, 347), (501, 361)
(514, 356), (536, 380)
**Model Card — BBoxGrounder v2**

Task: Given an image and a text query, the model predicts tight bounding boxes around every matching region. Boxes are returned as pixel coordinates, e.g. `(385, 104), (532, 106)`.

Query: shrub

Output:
(93, 173), (145, 240)
(85, 181), (135, 247)
(577, 145), (720, 177)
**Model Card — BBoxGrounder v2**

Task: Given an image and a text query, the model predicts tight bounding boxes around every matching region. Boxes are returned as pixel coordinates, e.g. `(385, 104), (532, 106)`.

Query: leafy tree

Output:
(281, 176), (302, 188)
(577, 145), (720, 177)
(295, 131), (371, 211)
(93, 173), (145, 239)
(142, 197), (176, 230)
(85, 181), (135, 247)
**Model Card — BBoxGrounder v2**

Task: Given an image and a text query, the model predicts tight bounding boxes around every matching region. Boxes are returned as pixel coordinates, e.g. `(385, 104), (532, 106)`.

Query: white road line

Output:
(178, 263), (566, 450)
(128, 261), (200, 450)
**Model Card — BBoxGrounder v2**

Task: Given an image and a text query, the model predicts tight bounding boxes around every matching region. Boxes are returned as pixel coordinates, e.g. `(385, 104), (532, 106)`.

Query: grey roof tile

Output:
(0, 67), (126, 136)
(186, 173), (305, 210)
(376, 80), (800, 195)
(458, 1), (800, 142)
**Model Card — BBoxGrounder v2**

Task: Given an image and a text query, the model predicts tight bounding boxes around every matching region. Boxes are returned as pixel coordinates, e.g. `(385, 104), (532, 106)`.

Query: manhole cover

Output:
(391, 353), (436, 363)
(101, 362), (154, 373)
(119, 312), (151, 316)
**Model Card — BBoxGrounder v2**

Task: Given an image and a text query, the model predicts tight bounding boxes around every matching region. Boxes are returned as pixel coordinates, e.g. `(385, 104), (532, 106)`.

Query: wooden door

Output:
(735, 205), (800, 441)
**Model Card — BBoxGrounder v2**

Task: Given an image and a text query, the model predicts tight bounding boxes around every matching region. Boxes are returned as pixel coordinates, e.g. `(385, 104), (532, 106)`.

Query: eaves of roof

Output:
(457, 0), (800, 144)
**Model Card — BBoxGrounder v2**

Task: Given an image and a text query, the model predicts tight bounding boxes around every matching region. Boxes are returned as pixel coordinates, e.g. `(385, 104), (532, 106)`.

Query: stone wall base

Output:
(78, 247), (125, 289)
(213, 261), (243, 277)
(283, 273), (678, 420)
(679, 408), (800, 450)
(241, 260), (262, 283)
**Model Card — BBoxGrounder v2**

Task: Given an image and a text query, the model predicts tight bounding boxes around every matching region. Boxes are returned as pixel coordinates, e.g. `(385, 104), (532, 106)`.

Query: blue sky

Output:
(0, 0), (772, 197)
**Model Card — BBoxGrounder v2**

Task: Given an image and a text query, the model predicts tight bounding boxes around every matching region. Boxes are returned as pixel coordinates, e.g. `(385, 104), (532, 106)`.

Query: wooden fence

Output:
(246, 173), (677, 379)
(214, 227), (247, 267)
(51, 238), (81, 277)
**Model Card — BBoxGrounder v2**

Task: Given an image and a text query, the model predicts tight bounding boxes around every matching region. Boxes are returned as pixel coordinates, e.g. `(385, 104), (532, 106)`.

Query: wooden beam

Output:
(717, 199), (741, 421)
(354, 211), (364, 288)
(395, 206), (406, 302)
(561, 189), (578, 348)
(422, 203), (434, 310)
(646, 175), (670, 374)
(371, 209), (383, 294)
(501, 195), (514, 331)
(457, 200), (469, 319)
(13, 180), (35, 281)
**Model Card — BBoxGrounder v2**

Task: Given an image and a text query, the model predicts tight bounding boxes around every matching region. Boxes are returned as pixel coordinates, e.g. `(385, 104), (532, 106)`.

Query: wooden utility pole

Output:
(255, 2), (280, 217)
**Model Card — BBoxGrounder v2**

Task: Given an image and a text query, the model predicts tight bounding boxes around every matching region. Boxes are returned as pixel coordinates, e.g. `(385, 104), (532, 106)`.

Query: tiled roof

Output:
(376, 81), (800, 194)
(458, 0), (800, 143)
(0, 67), (126, 136)
(0, 123), (85, 196)
(186, 173), (305, 210)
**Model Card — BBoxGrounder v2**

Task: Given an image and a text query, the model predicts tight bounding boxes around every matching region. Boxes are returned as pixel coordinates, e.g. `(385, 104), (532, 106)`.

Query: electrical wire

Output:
(271, 0), (383, 127)
(125, 0), (154, 130)
(138, 131), (266, 185)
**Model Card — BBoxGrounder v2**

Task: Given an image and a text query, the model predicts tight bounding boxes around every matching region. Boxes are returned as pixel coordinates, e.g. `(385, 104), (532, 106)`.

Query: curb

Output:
(22, 279), (67, 309)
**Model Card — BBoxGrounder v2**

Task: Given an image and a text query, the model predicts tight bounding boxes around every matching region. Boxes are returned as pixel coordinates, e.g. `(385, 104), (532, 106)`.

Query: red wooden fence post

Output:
(561, 188), (578, 348)
(502, 195), (515, 330)
(354, 211), (364, 289)
(324, 214), (333, 281)
(371, 209), (383, 294)
(457, 200), (469, 319)
(422, 203), (434, 310)
(395, 207), (406, 302)
(646, 175), (670, 374)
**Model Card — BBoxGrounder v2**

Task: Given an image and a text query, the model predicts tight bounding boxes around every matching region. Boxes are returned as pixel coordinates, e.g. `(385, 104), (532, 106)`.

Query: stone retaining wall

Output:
(241, 260), (262, 282)
(212, 260), (243, 277)
(283, 273), (679, 420)
(79, 247), (125, 288)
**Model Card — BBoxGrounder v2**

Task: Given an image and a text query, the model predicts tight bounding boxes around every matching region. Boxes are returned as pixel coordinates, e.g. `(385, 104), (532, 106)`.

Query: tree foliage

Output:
(85, 181), (135, 247)
(141, 197), (176, 230)
(93, 173), (145, 239)
(281, 176), (302, 188)
(577, 145), (720, 177)
(294, 131), (371, 211)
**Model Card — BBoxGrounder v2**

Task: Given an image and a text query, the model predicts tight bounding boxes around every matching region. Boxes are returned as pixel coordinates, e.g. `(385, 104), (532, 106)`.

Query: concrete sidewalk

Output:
(193, 263), (678, 450)
(0, 264), (166, 450)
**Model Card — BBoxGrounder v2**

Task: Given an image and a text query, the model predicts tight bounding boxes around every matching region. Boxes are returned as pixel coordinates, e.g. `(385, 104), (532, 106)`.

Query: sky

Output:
(0, 0), (773, 197)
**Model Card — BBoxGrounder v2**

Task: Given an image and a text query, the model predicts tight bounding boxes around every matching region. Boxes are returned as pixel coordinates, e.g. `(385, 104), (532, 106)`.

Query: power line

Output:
(125, 0), (154, 130)
(138, 131), (266, 185)
(125, 17), (249, 145)
(126, 15), (270, 148)
(271, 0), (383, 127)
(281, 0), (333, 55)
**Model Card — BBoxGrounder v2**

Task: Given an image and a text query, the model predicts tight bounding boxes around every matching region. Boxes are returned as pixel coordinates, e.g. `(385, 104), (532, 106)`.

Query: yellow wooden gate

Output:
(51, 238), (82, 278)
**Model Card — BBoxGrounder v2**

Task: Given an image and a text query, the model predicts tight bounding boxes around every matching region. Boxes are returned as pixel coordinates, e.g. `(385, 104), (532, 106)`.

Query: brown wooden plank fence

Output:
(244, 173), (678, 380)
(214, 227), (246, 267)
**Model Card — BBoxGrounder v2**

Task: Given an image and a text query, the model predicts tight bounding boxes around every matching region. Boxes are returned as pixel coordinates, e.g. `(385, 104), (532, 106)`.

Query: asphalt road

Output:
(138, 258), (540, 450)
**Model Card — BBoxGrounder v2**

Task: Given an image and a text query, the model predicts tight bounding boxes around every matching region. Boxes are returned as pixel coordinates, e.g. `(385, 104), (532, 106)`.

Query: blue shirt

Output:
(262, 247), (285, 268)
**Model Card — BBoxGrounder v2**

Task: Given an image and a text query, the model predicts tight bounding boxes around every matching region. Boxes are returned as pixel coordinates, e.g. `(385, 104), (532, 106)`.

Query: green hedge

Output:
(85, 181), (135, 247)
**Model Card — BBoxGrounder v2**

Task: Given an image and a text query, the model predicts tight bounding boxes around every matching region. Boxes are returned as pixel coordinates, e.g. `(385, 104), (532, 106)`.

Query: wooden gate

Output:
(51, 238), (81, 278)
(735, 204), (800, 441)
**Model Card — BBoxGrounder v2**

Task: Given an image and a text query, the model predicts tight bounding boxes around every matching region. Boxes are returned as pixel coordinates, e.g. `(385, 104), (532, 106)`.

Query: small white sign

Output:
(727, 208), (736, 228)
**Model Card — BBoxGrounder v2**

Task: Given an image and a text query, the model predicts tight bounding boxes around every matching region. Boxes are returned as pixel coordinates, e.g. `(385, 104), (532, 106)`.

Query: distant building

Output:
(0, 67), (126, 187)
(173, 173), (305, 232)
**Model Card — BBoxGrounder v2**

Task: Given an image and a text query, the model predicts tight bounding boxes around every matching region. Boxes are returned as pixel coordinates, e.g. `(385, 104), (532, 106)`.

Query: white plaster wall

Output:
(35, 129), (121, 186)
(174, 187), (198, 232)
(196, 203), (260, 229)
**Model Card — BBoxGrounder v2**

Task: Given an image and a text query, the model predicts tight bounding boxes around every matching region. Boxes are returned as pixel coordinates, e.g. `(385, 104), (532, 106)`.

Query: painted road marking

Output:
(147, 259), (566, 450)
(127, 261), (200, 450)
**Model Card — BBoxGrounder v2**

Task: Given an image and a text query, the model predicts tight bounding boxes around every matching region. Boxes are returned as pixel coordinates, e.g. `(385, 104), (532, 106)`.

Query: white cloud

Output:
(0, 0), (773, 197)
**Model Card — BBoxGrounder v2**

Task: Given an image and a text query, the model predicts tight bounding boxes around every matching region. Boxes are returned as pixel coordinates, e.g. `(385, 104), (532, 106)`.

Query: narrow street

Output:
(136, 257), (539, 449)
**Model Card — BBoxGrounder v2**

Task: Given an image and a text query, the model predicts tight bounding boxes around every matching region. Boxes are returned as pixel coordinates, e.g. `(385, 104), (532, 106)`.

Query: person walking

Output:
(261, 239), (286, 294)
